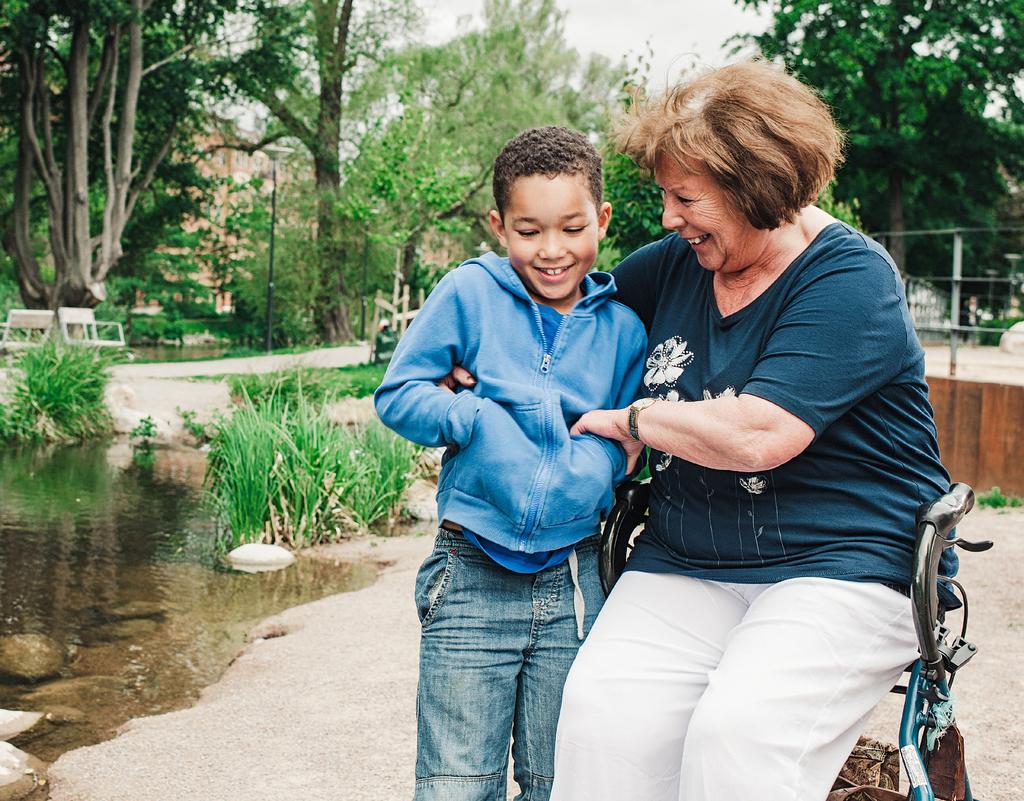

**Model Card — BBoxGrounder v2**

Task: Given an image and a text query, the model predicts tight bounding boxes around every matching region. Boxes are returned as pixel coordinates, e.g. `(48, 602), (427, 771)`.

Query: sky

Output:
(422, 0), (770, 88)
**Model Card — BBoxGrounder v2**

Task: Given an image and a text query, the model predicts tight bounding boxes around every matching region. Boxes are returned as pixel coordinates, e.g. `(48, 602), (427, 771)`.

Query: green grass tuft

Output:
(0, 341), (114, 443)
(204, 392), (418, 549)
(225, 363), (386, 406)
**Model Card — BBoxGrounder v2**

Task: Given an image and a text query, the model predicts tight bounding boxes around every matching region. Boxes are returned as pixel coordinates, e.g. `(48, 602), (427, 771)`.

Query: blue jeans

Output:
(414, 527), (604, 801)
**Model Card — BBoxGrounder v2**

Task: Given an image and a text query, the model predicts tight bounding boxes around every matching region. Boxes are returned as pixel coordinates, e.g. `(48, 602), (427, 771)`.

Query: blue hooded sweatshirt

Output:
(374, 252), (647, 554)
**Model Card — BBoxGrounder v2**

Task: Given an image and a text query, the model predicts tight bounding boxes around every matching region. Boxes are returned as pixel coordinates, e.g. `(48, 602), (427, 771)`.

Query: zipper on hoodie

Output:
(538, 312), (567, 373)
(518, 398), (555, 549)
(519, 309), (568, 549)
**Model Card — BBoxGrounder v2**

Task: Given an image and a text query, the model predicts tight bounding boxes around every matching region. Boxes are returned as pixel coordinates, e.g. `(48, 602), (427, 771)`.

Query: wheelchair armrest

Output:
(600, 480), (651, 595)
(915, 483), (975, 542)
(911, 482), (993, 679)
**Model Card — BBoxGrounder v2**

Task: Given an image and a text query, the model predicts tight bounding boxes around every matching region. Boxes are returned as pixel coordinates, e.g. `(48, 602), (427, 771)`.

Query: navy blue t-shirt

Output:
(613, 224), (953, 587)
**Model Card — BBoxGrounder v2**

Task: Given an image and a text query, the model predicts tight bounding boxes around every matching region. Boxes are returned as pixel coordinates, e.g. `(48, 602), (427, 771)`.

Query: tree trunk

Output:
(887, 169), (906, 273)
(311, 0), (355, 343)
(6, 7), (175, 310)
(5, 83), (52, 310)
(315, 159), (352, 342)
(400, 232), (419, 283)
(61, 18), (94, 306)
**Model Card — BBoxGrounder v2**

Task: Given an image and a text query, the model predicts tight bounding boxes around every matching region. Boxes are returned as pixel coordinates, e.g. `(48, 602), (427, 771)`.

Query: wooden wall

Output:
(928, 378), (1024, 496)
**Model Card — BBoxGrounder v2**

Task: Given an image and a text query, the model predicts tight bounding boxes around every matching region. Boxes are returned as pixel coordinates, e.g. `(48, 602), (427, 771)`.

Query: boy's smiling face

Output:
(489, 173), (612, 314)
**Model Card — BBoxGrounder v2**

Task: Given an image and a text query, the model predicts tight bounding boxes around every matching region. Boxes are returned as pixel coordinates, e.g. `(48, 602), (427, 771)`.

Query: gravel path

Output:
(109, 344), (371, 379)
(47, 509), (1022, 801)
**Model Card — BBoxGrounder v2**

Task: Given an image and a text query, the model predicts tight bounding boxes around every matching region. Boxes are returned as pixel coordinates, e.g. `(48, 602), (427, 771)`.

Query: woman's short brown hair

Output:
(615, 60), (845, 230)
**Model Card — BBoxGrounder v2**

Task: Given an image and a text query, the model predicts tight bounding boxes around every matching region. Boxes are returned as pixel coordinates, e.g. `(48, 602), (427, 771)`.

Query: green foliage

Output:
(129, 413), (158, 468)
(0, 0), (245, 306)
(129, 416), (158, 453)
(330, 0), (629, 301)
(221, 173), (322, 348)
(226, 363), (386, 406)
(0, 342), (113, 443)
(977, 316), (1024, 347)
(738, 0), (1024, 276)
(603, 152), (666, 258)
(0, 270), (19, 319)
(976, 486), (1024, 509)
(816, 182), (862, 229)
(178, 408), (209, 441)
(204, 395), (419, 548)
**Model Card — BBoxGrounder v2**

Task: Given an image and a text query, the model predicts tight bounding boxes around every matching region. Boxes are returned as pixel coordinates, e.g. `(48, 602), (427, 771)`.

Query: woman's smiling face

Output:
(654, 156), (767, 275)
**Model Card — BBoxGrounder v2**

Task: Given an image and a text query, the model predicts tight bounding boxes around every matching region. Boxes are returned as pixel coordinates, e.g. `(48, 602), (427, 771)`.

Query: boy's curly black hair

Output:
(492, 126), (603, 219)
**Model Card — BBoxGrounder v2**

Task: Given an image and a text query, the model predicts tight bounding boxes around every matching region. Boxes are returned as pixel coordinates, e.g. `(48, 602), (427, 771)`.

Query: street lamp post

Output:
(262, 144), (293, 353)
(361, 228), (369, 341)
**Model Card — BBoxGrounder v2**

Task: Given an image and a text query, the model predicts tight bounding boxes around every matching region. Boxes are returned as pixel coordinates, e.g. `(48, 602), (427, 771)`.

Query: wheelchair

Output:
(599, 480), (993, 801)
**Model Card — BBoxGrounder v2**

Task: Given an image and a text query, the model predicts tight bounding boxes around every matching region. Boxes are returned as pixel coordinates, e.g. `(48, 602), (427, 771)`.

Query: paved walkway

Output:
(923, 344), (1024, 386)
(110, 344), (371, 379)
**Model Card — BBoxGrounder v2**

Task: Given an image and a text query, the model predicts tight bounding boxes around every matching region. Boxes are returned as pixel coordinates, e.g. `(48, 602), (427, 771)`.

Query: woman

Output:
(549, 61), (951, 801)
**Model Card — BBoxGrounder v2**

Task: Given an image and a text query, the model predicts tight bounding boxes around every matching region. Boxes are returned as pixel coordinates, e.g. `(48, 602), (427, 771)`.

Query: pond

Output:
(0, 442), (376, 763)
(129, 344), (231, 363)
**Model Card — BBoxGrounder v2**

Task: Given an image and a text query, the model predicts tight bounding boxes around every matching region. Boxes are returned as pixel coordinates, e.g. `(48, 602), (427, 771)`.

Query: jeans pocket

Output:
(414, 541), (457, 629)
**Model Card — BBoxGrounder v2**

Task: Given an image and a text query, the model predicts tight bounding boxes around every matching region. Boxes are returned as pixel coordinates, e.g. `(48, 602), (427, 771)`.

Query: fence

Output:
(875, 227), (1024, 374)
(928, 377), (1024, 496)
(368, 277), (424, 363)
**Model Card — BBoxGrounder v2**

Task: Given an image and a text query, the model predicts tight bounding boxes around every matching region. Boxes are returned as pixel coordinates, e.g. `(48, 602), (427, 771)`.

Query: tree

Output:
(738, 0), (1024, 272)
(229, 0), (418, 343)
(0, 0), (240, 309)
(347, 0), (626, 292)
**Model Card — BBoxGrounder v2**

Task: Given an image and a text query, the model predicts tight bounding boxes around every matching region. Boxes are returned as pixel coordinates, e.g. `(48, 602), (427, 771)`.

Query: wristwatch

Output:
(627, 397), (657, 441)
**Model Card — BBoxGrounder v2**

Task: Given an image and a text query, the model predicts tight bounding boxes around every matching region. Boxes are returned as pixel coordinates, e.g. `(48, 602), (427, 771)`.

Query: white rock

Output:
(418, 447), (446, 478)
(105, 382), (138, 409)
(0, 710), (42, 741)
(226, 543), (296, 573)
(0, 741), (27, 780)
(324, 396), (377, 427)
(404, 478), (438, 523)
(999, 321), (1024, 355)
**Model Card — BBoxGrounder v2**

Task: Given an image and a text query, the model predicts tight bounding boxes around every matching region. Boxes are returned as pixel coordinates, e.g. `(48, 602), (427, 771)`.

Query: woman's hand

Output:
(571, 408), (630, 441)
(437, 366), (477, 394)
(572, 408), (645, 474)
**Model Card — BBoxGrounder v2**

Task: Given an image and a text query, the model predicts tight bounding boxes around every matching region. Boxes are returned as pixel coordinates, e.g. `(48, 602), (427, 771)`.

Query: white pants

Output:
(550, 572), (919, 801)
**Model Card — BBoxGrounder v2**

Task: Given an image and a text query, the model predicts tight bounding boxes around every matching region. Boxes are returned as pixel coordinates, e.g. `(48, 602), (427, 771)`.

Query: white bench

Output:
(0, 309), (56, 352)
(57, 307), (125, 347)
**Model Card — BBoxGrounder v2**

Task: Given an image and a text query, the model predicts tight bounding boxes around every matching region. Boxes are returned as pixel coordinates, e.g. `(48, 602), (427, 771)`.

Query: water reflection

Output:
(0, 443), (375, 762)
(129, 345), (230, 363)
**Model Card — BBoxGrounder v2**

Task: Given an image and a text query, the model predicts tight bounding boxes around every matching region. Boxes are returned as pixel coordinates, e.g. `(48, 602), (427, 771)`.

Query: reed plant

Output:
(205, 392), (419, 549)
(226, 363), (386, 406)
(0, 340), (113, 443)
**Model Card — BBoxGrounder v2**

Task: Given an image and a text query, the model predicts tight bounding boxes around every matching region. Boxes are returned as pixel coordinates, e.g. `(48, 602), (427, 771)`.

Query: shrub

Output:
(976, 486), (1023, 508)
(205, 393), (418, 549)
(977, 316), (1024, 347)
(0, 341), (114, 443)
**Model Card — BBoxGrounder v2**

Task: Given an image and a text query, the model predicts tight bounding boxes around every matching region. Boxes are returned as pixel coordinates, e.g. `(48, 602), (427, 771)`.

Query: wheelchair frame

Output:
(598, 480), (993, 801)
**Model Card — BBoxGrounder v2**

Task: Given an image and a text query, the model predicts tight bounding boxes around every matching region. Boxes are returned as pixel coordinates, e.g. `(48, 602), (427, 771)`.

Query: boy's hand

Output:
(437, 366), (477, 393)
(571, 408), (642, 473)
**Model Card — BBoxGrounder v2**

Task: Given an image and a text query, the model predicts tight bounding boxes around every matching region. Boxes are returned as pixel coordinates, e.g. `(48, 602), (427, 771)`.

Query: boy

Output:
(374, 126), (647, 801)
